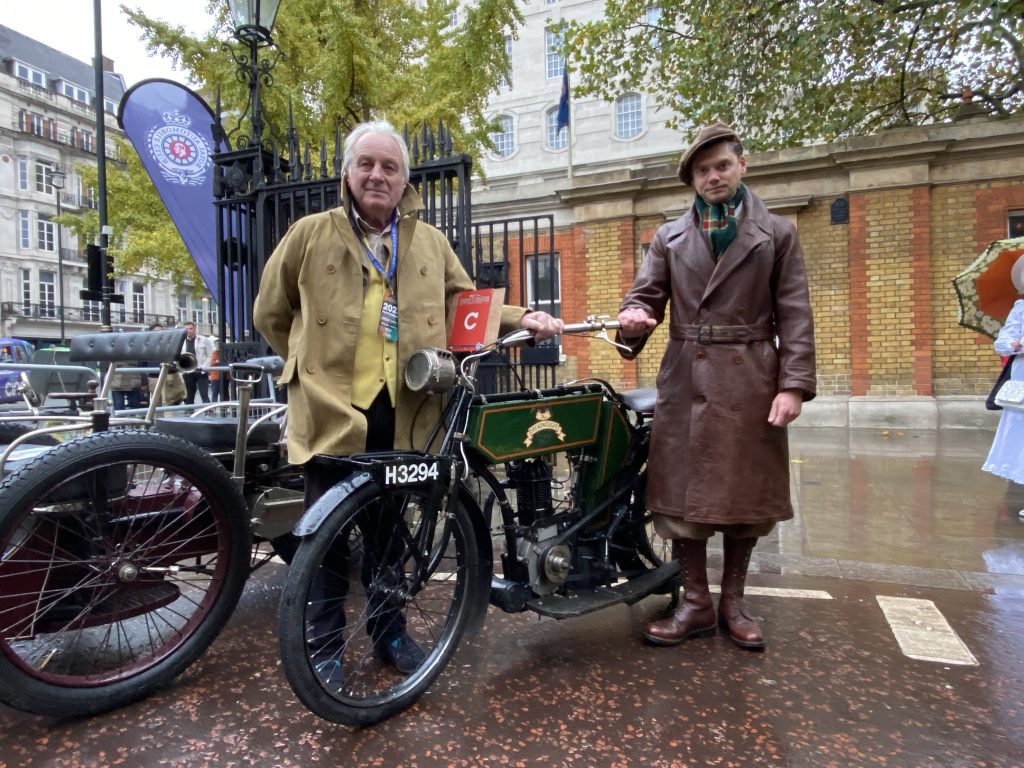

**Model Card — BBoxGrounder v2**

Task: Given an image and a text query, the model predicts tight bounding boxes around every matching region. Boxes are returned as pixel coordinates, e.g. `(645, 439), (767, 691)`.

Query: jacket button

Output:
(317, 314), (327, 325)
(695, 351), (706, 360)
(420, 266), (428, 276)
(694, 395), (706, 404)
(730, 403), (741, 411)
(733, 355), (743, 364)
(326, 264), (336, 274)
(305, 365), (316, 374)
(427, 316), (436, 326)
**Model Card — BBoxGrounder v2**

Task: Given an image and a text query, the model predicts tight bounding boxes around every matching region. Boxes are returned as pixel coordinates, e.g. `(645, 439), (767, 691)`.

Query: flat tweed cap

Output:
(677, 122), (741, 185)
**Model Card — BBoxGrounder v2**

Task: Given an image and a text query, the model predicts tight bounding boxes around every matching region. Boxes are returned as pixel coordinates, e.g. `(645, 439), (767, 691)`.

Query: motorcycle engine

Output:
(516, 526), (571, 597)
(508, 459), (572, 596)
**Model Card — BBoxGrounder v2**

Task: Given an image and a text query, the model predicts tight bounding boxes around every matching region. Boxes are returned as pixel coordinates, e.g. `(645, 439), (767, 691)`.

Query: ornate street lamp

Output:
(225, 0), (284, 148)
(50, 168), (67, 343)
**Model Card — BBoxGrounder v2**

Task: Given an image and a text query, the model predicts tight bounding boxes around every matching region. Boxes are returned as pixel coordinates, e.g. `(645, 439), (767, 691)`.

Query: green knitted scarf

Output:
(694, 184), (746, 258)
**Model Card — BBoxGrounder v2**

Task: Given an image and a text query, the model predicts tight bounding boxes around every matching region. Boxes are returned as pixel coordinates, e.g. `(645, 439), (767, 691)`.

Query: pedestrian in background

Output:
(181, 321), (213, 404)
(208, 338), (227, 402)
(982, 255), (1024, 518)
(617, 122), (816, 650)
(146, 322), (186, 407)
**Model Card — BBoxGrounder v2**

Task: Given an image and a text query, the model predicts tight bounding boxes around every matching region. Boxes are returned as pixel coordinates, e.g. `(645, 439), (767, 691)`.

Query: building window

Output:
(80, 131), (94, 152)
(177, 293), (191, 324)
(18, 211), (31, 249)
(1010, 210), (1024, 239)
(645, 6), (664, 49)
(17, 156), (29, 190)
(546, 108), (567, 150)
(525, 252), (561, 319)
(82, 279), (101, 321)
(545, 29), (565, 79)
(39, 272), (56, 318)
(104, 99), (117, 115)
(15, 62), (46, 87)
(29, 112), (44, 136)
(499, 35), (512, 89)
(35, 161), (55, 194)
(60, 82), (90, 104)
(22, 270), (33, 316)
(615, 93), (643, 139)
(37, 216), (55, 252)
(490, 116), (515, 158)
(132, 282), (146, 323)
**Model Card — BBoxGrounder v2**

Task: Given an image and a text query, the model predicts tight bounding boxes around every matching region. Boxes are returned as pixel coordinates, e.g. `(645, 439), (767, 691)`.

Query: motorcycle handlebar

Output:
(561, 318), (621, 335)
(497, 317), (622, 349)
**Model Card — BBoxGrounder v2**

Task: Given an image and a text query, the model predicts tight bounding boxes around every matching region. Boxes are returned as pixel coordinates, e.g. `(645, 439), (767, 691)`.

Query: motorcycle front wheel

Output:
(278, 483), (484, 726)
(0, 430), (251, 718)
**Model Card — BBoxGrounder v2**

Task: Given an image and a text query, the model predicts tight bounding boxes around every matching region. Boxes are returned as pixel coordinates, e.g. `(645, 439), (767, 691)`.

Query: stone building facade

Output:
(0, 24), (209, 347)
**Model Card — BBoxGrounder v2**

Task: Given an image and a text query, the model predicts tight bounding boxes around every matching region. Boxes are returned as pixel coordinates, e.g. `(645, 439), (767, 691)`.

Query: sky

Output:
(4, 0), (218, 88)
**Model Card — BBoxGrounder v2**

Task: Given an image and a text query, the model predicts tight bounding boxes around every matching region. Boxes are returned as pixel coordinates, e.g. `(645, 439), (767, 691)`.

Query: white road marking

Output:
(876, 596), (978, 666)
(708, 585), (833, 599)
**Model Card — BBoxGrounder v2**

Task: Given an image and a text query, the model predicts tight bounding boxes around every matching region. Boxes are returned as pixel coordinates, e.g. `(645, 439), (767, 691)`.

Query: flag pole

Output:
(566, 108), (573, 180)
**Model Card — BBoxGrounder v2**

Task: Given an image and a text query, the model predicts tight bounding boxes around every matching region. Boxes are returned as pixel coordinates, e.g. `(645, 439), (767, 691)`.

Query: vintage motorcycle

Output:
(277, 317), (676, 725)
(0, 321), (672, 723)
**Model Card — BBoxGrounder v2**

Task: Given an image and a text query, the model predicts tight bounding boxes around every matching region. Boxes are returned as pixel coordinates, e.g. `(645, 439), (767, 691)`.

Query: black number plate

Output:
(377, 457), (448, 488)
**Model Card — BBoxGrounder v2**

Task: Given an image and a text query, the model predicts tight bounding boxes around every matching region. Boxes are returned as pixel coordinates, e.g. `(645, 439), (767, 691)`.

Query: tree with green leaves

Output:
(124, 0), (521, 154)
(562, 0), (1024, 150)
(70, 0), (522, 285)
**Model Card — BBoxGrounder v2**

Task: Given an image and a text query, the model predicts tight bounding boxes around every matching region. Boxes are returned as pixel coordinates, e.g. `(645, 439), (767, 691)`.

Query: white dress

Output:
(982, 299), (1024, 482)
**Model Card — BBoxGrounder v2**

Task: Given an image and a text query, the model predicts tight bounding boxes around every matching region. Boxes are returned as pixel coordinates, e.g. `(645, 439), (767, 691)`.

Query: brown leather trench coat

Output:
(620, 191), (816, 525)
(253, 184), (526, 465)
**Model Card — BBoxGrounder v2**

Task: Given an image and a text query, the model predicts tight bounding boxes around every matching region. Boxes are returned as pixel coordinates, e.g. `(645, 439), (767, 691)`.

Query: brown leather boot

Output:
(643, 538), (716, 646)
(718, 535), (765, 650)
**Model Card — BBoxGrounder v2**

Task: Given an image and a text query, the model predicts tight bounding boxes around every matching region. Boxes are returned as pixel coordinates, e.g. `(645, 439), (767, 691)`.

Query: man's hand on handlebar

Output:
(520, 311), (564, 342)
(617, 307), (657, 336)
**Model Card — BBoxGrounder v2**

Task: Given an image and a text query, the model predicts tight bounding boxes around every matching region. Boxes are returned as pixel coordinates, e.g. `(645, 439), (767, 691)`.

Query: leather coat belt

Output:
(672, 323), (775, 344)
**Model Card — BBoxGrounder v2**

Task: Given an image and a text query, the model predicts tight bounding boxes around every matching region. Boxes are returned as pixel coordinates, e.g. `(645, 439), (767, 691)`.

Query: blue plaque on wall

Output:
(830, 197), (849, 225)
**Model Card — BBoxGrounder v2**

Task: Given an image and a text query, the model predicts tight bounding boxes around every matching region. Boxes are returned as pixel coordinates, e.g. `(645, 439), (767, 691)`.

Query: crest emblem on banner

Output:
(145, 110), (211, 186)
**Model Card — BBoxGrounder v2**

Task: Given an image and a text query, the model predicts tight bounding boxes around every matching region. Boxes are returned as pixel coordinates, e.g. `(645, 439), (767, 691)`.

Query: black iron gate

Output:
(212, 121), (558, 391)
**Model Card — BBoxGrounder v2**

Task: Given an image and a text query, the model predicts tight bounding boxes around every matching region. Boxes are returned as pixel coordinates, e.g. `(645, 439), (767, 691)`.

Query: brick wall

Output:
(555, 179), (1022, 396)
(797, 197), (850, 395)
(932, 184), (995, 395)
(484, 119), (1024, 399)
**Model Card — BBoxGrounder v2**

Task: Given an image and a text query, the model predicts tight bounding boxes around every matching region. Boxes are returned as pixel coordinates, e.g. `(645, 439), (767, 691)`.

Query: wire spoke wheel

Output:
(279, 483), (485, 725)
(0, 431), (250, 718)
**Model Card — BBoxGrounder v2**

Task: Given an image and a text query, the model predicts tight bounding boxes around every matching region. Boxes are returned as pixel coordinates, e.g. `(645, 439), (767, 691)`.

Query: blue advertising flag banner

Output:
(556, 68), (570, 132)
(117, 79), (220, 307)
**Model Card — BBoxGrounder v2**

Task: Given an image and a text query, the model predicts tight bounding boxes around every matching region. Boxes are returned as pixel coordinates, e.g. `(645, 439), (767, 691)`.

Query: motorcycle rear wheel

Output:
(0, 430), (251, 718)
(278, 483), (484, 725)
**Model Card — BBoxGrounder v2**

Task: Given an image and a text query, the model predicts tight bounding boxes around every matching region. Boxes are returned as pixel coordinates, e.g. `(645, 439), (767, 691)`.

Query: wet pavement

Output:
(1, 427), (1022, 768)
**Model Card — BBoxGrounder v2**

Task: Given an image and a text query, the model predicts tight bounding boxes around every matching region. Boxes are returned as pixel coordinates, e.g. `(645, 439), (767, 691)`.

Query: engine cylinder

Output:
(509, 459), (553, 525)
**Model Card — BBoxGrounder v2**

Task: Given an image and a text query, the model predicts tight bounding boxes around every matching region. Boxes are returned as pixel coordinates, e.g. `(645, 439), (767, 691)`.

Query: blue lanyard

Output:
(353, 211), (399, 287)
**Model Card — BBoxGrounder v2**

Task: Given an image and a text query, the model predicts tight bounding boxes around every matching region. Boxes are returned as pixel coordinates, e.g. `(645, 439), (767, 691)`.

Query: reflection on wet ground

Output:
(767, 428), (1024, 591)
(0, 427), (1022, 767)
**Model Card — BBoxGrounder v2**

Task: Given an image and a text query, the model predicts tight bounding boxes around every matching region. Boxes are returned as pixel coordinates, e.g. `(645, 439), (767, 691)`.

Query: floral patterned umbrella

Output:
(953, 237), (1024, 339)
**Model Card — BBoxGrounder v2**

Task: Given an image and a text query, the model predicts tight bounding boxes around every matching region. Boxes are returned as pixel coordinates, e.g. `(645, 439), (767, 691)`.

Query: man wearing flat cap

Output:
(617, 122), (816, 650)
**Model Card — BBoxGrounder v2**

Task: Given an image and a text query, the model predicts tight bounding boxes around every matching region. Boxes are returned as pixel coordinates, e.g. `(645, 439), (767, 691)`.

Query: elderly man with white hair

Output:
(255, 121), (561, 684)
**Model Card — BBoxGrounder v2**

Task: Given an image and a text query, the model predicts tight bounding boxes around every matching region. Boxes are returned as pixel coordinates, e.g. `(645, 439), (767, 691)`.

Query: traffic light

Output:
(85, 244), (114, 293)
(86, 244), (104, 293)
